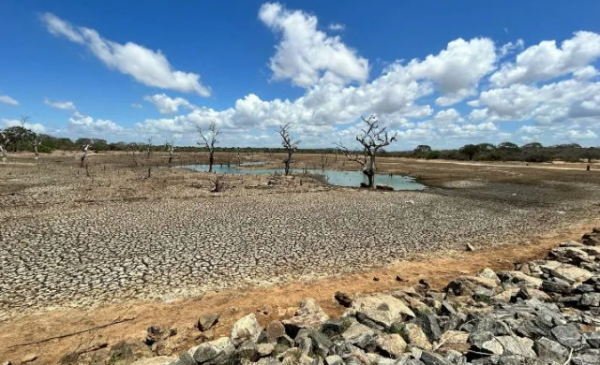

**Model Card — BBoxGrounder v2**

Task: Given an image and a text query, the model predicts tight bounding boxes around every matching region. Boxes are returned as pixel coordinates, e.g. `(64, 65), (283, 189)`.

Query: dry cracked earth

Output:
(2, 168), (600, 319)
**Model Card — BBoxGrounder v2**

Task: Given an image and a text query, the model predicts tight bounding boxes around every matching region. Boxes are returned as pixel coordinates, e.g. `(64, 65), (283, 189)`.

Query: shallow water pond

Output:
(183, 164), (425, 190)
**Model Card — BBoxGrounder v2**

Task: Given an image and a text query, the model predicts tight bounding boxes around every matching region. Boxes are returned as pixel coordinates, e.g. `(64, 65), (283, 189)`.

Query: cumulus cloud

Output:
(567, 129), (598, 139)
(258, 3), (368, 87)
(328, 23), (345, 31)
(434, 108), (464, 122)
(405, 37), (497, 105)
(491, 31), (600, 86)
(68, 111), (124, 135)
(44, 98), (76, 110)
(1, 118), (46, 133)
(0, 95), (19, 106)
(144, 94), (197, 114)
(41, 13), (210, 96)
(131, 103), (143, 109)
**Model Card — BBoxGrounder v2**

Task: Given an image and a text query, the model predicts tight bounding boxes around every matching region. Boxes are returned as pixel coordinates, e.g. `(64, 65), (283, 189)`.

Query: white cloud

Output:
(44, 98), (76, 110)
(405, 37), (497, 105)
(573, 65), (599, 80)
(434, 108), (464, 122)
(567, 129), (598, 139)
(258, 3), (368, 87)
(491, 31), (600, 86)
(144, 93), (197, 114)
(68, 111), (124, 135)
(0, 95), (19, 106)
(1, 118), (46, 133)
(328, 23), (345, 31)
(499, 39), (524, 58)
(131, 103), (143, 109)
(41, 13), (211, 96)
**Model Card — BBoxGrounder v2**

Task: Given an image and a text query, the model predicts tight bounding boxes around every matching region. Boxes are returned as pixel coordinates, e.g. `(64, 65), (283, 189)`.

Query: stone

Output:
(572, 349), (600, 365)
(445, 350), (467, 365)
(541, 262), (594, 284)
(420, 351), (453, 365)
(320, 318), (352, 338)
(541, 279), (573, 294)
(582, 228), (600, 246)
(548, 247), (591, 265)
(334, 292), (352, 308)
(585, 331), (600, 348)
(375, 334), (407, 358)
(533, 337), (569, 364)
(191, 337), (237, 365)
(495, 336), (535, 358)
(551, 324), (583, 348)
(439, 330), (469, 348)
(21, 354), (37, 363)
(468, 332), (503, 356)
(416, 311), (442, 342)
(581, 292), (600, 307)
(110, 340), (154, 364)
(197, 313), (219, 331)
(503, 271), (543, 289)
(238, 341), (259, 361)
(231, 313), (262, 345)
(325, 355), (343, 365)
(266, 320), (286, 340)
(257, 343), (275, 357)
(478, 268), (500, 283)
(296, 329), (333, 357)
(131, 356), (177, 365)
(341, 322), (375, 349)
(146, 324), (169, 345)
(403, 323), (432, 351)
(493, 288), (520, 303)
(350, 294), (415, 329)
(282, 298), (329, 336)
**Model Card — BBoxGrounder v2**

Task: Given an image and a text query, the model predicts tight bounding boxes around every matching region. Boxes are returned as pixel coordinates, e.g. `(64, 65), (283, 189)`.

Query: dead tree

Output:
(32, 136), (42, 160)
(146, 137), (153, 159)
(197, 122), (220, 173)
(336, 115), (397, 188)
(0, 131), (8, 163)
(165, 140), (175, 164)
(129, 143), (139, 167)
(277, 123), (300, 176)
(80, 142), (93, 168)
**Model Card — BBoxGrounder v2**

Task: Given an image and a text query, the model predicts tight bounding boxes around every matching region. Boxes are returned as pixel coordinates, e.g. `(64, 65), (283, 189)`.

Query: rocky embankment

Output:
(59, 228), (600, 365)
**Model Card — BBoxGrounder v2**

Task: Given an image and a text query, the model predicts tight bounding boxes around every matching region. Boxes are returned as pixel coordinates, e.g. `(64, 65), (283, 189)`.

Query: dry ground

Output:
(1, 151), (599, 364)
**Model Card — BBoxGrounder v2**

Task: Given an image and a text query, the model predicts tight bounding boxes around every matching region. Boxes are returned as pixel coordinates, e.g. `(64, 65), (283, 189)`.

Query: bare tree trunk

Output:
(34, 144), (39, 160)
(366, 153), (376, 188)
(0, 145), (6, 163)
(208, 149), (214, 173)
(237, 148), (241, 166)
(284, 150), (293, 176)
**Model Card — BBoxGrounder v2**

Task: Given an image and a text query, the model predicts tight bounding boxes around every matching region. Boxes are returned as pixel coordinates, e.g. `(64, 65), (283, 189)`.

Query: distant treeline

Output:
(385, 142), (600, 163)
(2, 128), (599, 163)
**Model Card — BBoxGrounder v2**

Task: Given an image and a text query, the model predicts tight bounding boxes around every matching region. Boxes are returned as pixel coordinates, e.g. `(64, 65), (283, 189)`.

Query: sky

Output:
(1, 1), (600, 150)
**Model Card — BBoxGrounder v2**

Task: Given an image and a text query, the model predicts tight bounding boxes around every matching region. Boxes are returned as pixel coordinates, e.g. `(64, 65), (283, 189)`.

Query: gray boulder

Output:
(572, 349), (600, 365)
(197, 313), (219, 331)
(585, 331), (600, 348)
(231, 313), (262, 345)
(349, 294), (415, 329)
(191, 337), (237, 365)
(581, 292), (600, 307)
(420, 351), (453, 365)
(282, 298), (329, 336)
(551, 324), (584, 348)
(533, 337), (569, 364)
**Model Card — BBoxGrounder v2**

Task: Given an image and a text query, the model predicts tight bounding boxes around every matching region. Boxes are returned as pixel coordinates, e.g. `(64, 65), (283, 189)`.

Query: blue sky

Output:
(1, 1), (600, 149)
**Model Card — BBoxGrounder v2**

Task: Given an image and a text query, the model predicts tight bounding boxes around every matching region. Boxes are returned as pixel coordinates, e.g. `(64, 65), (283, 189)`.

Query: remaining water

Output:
(182, 164), (425, 190)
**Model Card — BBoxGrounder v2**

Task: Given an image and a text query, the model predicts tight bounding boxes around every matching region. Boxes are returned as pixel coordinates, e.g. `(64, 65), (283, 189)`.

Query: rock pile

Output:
(163, 229), (600, 365)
